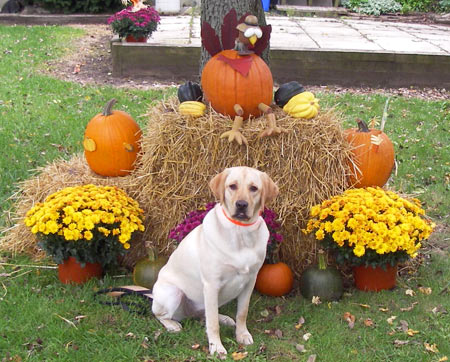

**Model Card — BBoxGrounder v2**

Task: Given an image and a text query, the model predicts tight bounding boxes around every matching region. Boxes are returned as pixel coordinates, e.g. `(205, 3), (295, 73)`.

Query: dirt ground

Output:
(46, 24), (449, 100)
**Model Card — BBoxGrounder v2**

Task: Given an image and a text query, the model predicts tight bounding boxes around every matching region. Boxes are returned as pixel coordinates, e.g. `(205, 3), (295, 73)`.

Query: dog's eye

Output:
(249, 185), (258, 192)
(229, 184), (237, 190)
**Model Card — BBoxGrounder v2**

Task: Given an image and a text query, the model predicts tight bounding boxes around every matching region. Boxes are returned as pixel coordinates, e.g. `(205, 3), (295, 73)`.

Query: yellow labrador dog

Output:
(152, 166), (278, 357)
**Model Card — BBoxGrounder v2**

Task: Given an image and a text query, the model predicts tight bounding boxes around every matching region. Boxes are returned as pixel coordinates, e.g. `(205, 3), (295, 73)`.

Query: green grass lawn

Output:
(0, 25), (449, 361)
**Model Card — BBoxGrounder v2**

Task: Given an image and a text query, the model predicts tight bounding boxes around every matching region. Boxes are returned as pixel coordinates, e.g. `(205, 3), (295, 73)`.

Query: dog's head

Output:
(209, 167), (279, 224)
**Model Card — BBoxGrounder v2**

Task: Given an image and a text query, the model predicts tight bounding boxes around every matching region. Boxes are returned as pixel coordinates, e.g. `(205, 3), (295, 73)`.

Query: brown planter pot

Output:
(125, 35), (147, 43)
(58, 256), (103, 284)
(353, 264), (397, 292)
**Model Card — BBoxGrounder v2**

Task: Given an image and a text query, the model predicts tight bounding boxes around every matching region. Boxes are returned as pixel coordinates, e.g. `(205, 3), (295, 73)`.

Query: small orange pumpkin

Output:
(201, 49), (273, 120)
(83, 99), (142, 177)
(255, 262), (294, 297)
(345, 119), (395, 188)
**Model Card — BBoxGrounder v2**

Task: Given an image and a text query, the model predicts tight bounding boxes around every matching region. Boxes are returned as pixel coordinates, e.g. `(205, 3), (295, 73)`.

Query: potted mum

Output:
(24, 184), (145, 284)
(107, 1), (160, 42)
(303, 187), (434, 291)
(169, 203), (292, 296)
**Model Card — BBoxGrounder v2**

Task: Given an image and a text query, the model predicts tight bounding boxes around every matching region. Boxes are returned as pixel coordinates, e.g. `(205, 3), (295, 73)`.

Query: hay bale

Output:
(133, 98), (353, 274)
(1, 97), (353, 274)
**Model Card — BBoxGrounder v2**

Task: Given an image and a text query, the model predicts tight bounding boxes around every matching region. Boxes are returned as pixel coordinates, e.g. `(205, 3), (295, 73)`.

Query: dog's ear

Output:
(209, 169), (229, 204)
(260, 172), (279, 210)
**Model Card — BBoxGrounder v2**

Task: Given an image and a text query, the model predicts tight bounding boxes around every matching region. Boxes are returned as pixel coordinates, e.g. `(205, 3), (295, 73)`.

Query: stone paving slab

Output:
(147, 15), (450, 56)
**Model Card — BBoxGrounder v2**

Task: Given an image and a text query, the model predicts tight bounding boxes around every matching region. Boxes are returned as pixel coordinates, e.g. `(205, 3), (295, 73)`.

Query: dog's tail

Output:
(94, 285), (153, 315)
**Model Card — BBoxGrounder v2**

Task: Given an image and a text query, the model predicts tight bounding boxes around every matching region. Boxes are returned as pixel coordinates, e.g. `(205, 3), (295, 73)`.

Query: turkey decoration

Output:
(192, 9), (284, 145)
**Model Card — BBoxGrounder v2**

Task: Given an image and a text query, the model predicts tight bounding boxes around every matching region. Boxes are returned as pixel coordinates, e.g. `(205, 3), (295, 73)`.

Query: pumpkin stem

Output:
(103, 99), (117, 116)
(318, 249), (327, 270)
(144, 241), (156, 262)
(356, 118), (370, 133)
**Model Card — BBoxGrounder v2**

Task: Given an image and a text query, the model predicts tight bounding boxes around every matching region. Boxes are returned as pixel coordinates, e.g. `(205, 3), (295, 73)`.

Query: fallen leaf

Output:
(387, 316), (397, 325)
(311, 296), (321, 305)
(257, 343), (266, 354)
(343, 312), (355, 329)
(394, 339), (409, 346)
(307, 354), (317, 362)
(191, 343), (200, 350)
(295, 316), (305, 329)
(274, 305), (282, 315)
(303, 333), (312, 341)
(424, 342), (439, 353)
(364, 318), (374, 327)
(406, 329), (419, 336)
(379, 307), (389, 312)
(400, 302), (418, 312)
(438, 356), (448, 362)
(73, 64), (82, 74)
(418, 287), (432, 295)
(153, 330), (161, 341)
(295, 344), (307, 353)
(358, 303), (371, 309)
(125, 332), (135, 338)
(405, 289), (415, 296)
(231, 351), (248, 360)
(399, 320), (409, 332)
(431, 305), (448, 315)
(260, 309), (270, 318)
(141, 341), (149, 349)
(274, 329), (283, 339)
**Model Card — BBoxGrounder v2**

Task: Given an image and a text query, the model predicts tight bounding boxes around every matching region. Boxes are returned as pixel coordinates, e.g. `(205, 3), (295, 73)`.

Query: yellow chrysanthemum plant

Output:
(303, 187), (435, 268)
(24, 184), (145, 267)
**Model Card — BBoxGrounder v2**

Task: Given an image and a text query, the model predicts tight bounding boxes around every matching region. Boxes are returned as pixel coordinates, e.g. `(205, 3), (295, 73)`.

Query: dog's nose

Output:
(235, 200), (248, 210)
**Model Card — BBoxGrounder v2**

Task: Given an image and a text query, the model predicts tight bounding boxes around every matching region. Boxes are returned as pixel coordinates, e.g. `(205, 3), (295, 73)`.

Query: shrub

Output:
(34, 0), (123, 14)
(343, 0), (402, 15)
(397, 0), (442, 12)
(439, 0), (450, 11)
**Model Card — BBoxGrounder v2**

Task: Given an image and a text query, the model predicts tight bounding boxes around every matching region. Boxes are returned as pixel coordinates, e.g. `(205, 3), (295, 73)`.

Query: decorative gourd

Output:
(274, 81), (305, 107)
(283, 91), (319, 119)
(255, 262), (294, 297)
(83, 99), (142, 177)
(344, 118), (395, 188)
(300, 251), (343, 301)
(201, 49), (273, 120)
(177, 81), (203, 103)
(133, 247), (167, 290)
(179, 101), (206, 118)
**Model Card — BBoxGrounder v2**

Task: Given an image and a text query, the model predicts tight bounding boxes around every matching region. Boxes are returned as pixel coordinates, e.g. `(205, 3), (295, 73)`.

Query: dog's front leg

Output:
(235, 277), (257, 345)
(203, 282), (227, 358)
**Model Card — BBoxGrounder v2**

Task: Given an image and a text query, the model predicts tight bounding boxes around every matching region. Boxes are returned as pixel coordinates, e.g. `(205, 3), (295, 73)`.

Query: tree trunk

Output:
(199, 0), (269, 78)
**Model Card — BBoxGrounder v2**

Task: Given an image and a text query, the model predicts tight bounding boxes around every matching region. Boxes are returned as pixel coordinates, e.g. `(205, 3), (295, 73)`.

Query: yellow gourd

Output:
(179, 101), (206, 118)
(283, 91), (320, 119)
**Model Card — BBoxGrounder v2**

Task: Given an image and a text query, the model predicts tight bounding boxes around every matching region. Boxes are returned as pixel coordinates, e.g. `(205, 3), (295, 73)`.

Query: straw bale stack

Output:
(132, 98), (353, 273)
(1, 97), (353, 274)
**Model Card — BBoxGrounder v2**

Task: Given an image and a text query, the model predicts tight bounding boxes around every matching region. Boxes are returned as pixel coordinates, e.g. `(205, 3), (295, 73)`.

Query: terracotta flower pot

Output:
(125, 35), (147, 43)
(353, 264), (397, 292)
(58, 256), (103, 284)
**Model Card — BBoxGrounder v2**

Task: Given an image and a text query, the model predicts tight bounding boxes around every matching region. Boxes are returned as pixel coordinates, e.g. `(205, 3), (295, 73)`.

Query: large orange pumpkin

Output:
(83, 99), (142, 177)
(345, 119), (395, 188)
(255, 262), (294, 297)
(201, 49), (273, 120)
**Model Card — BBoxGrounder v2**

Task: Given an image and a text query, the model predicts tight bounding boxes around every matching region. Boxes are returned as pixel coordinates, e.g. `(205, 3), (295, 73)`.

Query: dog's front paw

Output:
(209, 342), (227, 359)
(219, 314), (236, 327)
(159, 319), (182, 332)
(236, 330), (253, 345)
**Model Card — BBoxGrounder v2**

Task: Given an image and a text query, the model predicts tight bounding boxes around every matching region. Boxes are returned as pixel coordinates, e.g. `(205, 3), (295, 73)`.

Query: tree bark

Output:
(199, 0), (269, 78)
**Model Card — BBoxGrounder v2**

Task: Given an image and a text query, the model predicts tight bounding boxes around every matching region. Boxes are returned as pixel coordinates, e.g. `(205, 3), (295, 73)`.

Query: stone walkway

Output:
(148, 15), (450, 56)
